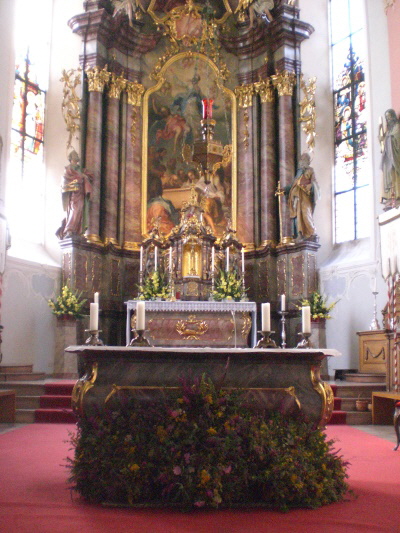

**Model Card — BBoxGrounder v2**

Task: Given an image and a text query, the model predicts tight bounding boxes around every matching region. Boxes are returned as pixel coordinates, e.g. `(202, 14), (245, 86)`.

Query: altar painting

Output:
(142, 53), (236, 238)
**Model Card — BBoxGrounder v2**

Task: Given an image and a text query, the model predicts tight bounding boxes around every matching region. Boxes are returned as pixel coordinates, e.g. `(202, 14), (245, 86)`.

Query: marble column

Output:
(85, 66), (110, 244)
(257, 79), (278, 246)
(104, 74), (126, 246)
(123, 82), (144, 249)
(272, 71), (296, 243)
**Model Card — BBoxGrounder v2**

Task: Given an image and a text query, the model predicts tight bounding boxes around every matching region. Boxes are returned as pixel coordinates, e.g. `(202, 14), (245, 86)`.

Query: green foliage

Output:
(138, 270), (170, 300)
(212, 268), (245, 301)
(48, 285), (86, 318)
(68, 375), (350, 510)
(297, 291), (338, 320)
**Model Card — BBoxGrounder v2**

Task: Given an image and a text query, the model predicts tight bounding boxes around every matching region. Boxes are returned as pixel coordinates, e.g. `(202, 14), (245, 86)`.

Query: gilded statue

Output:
(379, 108), (400, 207)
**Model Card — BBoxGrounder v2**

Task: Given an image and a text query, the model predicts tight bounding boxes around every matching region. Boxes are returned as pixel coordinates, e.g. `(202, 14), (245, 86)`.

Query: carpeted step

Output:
(44, 382), (75, 396)
(327, 410), (347, 424)
(34, 408), (76, 423)
(39, 395), (72, 409)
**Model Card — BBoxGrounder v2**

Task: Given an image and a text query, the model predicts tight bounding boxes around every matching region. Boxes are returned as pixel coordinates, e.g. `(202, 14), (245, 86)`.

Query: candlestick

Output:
(94, 292), (99, 304)
(281, 294), (286, 311)
(85, 329), (104, 346)
(278, 310), (288, 349)
(154, 245), (158, 272)
(226, 247), (230, 271)
(256, 330), (277, 348)
(140, 245), (143, 272)
(261, 303), (271, 332)
(89, 303), (98, 331)
(370, 291), (380, 330)
(241, 247), (245, 274)
(302, 305), (311, 334)
(136, 301), (145, 331)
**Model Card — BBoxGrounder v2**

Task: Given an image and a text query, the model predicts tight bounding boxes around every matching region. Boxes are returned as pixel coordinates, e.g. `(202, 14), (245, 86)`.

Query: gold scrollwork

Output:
(71, 362), (98, 415)
(311, 365), (334, 428)
(241, 312), (252, 340)
(86, 65), (111, 92)
(60, 68), (82, 152)
(176, 314), (209, 340)
(299, 74), (317, 153)
(126, 81), (145, 106)
(271, 70), (296, 97)
(242, 108), (250, 150)
(234, 84), (254, 108)
(254, 78), (274, 103)
(108, 73), (127, 99)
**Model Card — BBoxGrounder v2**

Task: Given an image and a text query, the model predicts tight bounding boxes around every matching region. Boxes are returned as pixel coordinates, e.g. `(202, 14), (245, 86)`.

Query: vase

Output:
(310, 319), (328, 379)
(54, 315), (79, 377)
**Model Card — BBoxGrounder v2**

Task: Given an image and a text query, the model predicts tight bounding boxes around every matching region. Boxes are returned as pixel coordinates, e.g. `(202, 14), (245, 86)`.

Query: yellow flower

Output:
(207, 427), (217, 435)
(129, 463), (140, 472)
(200, 469), (211, 485)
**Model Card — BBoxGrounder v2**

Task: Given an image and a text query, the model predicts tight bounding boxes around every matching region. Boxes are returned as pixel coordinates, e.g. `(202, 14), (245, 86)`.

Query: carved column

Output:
(272, 70), (296, 243)
(256, 78), (277, 246)
(123, 82), (144, 249)
(104, 73), (126, 245)
(85, 66), (110, 243)
(235, 84), (255, 248)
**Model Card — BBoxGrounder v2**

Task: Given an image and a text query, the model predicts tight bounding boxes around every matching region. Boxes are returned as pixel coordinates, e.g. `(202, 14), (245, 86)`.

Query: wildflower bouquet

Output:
(138, 270), (170, 300)
(68, 374), (350, 510)
(212, 268), (244, 301)
(297, 291), (338, 320)
(48, 285), (86, 318)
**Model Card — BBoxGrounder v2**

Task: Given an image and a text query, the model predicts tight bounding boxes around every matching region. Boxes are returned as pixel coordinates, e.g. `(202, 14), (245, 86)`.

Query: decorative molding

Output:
(234, 84), (254, 108)
(254, 78), (274, 103)
(299, 75), (317, 153)
(271, 70), (296, 97)
(126, 81), (145, 106)
(60, 68), (82, 152)
(108, 73), (127, 99)
(86, 65), (111, 92)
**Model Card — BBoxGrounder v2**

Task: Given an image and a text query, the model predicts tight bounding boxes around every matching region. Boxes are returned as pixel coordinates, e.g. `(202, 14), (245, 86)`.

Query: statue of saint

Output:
(379, 109), (400, 207)
(287, 153), (320, 240)
(57, 150), (93, 239)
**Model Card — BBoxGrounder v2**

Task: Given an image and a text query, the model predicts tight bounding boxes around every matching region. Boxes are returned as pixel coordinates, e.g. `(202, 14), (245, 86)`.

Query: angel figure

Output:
(111, 0), (143, 25)
(236, 0), (274, 28)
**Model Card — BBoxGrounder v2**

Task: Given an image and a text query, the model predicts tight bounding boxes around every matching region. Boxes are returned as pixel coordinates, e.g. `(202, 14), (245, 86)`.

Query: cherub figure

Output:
(236, 0), (274, 28)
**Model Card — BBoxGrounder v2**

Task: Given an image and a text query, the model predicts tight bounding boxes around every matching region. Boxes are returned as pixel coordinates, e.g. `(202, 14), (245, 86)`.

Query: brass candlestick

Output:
(129, 329), (151, 346)
(370, 291), (380, 330)
(256, 331), (277, 348)
(278, 311), (288, 348)
(296, 332), (312, 348)
(85, 329), (104, 346)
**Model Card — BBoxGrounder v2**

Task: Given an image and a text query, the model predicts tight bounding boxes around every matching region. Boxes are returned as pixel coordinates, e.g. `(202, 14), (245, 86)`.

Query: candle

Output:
(281, 294), (286, 311)
(302, 305), (311, 334)
(261, 303), (271, 332)
(140, 246), (143, 272)
(373, 277), (377, 293)
(136, 301), (145, 331)
(94, 292), (99, 304)
(207, 98), (214, 119)
(226, 247), (230, 272)
(241, 247), (245, 274)
(211, 246), (215, 272)
(202, 98), (208, 119)
(89, 302), (98, 331)
(169, 246), (173, 273)
(154, 245), (158, 272)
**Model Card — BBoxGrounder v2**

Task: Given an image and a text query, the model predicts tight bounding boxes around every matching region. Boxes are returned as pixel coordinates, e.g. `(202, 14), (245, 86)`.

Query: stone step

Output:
(16, 409), (36, 424)
(0, 365), (33, 374)
(341, 397), (372, 411)
(0, 382), (46, 396)
(344, 373), (386, 383)
(0, 372), (47, 382)
(346, 410), (373, 425)
(333, 383), (386, 398)
(16, 395), (41, 409)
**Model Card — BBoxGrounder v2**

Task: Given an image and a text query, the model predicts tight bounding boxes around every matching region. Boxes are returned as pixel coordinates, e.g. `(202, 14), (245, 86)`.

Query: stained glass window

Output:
(330, 0), (370, 243)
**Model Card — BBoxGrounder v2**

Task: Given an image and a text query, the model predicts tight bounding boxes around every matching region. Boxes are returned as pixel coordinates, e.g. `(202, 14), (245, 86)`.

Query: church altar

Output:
(125, 300), (257, 347)
(68, 345), (339, 428)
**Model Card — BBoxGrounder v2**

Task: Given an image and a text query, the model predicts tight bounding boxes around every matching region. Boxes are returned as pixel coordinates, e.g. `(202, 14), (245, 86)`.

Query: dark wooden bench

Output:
(0, 389), (16, 423)
(372, 391), (400, 424)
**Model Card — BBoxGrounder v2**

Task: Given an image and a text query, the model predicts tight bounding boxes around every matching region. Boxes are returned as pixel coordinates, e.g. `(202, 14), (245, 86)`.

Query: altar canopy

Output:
(59, 1), (319, 348)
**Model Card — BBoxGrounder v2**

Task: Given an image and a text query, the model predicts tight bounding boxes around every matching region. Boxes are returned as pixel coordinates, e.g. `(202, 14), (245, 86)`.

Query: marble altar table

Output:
(68, 346), (340, 428)
(125, 300), (257, 348)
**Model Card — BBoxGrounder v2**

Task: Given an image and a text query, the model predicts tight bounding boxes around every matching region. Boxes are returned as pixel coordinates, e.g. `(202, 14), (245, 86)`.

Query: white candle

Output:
(140, 246), (143, 272)
(89, 302), (98, 331)
(94, 292), (99, 304)
(302, 305), (311, 334)
(169, 246), (173, 273)
(136, 301), (145, 330)
(211, 246), (215, 272)
(241, 247), (245, 273)
(154, 245), (158, 271)
(226, 247), (230, 271)
(261, 303), (271, 332)
(373, 277), (377, 293)
(281, 294), (286, 311)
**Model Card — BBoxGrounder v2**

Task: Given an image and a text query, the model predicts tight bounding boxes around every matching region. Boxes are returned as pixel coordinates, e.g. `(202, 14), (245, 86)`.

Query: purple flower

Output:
(173, 466), (182, 475)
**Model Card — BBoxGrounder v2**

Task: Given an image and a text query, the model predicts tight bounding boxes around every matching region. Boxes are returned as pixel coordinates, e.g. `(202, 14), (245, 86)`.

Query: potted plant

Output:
(138, 270), (170, 301)
(212, 268), (245, 302)
(48, 285), (87, 319)
(297, 291), (338, 322)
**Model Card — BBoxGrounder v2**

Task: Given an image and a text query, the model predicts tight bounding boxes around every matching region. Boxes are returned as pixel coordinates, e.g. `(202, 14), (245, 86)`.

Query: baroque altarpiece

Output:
(59, 0), (318, 347)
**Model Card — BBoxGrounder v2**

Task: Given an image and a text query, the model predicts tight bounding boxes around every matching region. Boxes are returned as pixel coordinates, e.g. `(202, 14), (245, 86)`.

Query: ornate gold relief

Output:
(108, 73), (127, 99)
(311, 365), (334, 428)
(71, 362), (98, 415)
(126, 81), (145, 106)
(86, 65), (111, 92)
(271, 70), (296, 97)
(234, 84), (254, 108)
(254, 79), (274, 103)
(242, 108), (250, 150)
(241, 312), (252, 340)
(176, 314), (209, 340)
(365, 347), (386, 361)
(299, 75), (317, 153)
(60, 68), (82, 152)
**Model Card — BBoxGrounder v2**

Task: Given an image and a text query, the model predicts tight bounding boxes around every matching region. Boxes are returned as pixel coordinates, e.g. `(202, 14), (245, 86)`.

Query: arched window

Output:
(330, 0), (370, 243)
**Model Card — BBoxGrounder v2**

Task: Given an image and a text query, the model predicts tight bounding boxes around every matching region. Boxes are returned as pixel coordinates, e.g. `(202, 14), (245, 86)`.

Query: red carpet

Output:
(0, 424), (399, 532)
(34, 382), (76, 424)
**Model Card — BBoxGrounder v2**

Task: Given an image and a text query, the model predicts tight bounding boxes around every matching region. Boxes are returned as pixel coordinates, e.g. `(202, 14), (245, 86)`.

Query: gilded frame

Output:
(141, 51), (237, 237)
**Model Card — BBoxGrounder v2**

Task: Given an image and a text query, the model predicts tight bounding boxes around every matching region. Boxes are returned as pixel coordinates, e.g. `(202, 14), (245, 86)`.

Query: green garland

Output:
(68, 375), (350, 510)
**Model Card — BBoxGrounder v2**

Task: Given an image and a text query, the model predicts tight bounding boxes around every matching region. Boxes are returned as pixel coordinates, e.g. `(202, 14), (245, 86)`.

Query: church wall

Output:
(300, 0), (391, 376)
(387, 2), (400, 110)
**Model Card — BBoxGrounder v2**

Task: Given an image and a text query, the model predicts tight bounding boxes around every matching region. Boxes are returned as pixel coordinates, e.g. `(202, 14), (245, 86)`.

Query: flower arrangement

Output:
(138, 270), (170, 300)
(68, 375), (350, 510)
(212, 268), (244, 301)
(48, 285), (86, 318)
(297, 291), (338, 320)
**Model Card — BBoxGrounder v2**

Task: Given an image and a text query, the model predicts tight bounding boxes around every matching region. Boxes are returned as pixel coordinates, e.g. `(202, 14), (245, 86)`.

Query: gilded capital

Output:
(86, 65), (111, 93)
(126, 81), (145, 106)
(234, 84), (254, 108)
(254, 79), (274, 103)
(108, 73), (127, 99)
(271, 70), (296, 97)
